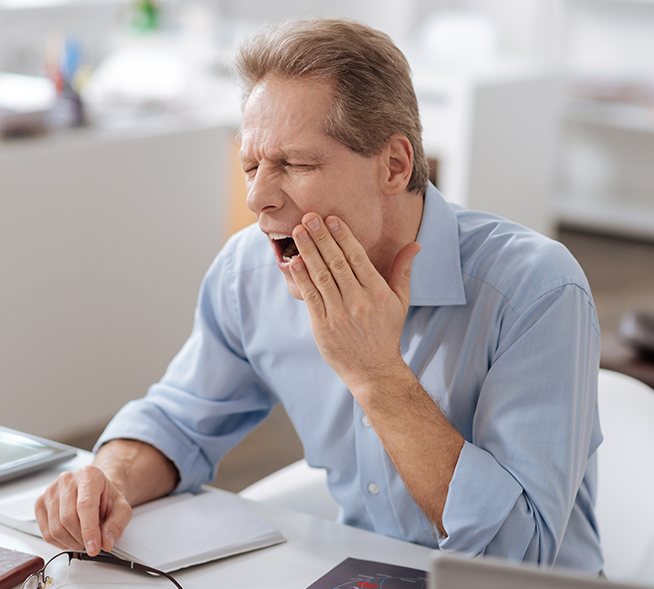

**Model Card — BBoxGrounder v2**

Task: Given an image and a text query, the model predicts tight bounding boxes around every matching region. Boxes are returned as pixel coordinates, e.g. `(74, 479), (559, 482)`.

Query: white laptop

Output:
(430, 552), (646, 589)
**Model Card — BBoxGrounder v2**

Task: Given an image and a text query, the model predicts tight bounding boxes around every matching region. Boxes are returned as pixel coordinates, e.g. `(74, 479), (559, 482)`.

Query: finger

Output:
(289, 256), (326, 319)
(100, 495), (133, 553)
(59, 482), (86, 548)
(41, 485), (84, 550)
(292, 223), (343, 310)
(301, 213), (359, 297)
(324, 215), (385, 289)
(34, 494), (66, 550)
(77, 473), (105, 556)
(388, 242), (421, 309)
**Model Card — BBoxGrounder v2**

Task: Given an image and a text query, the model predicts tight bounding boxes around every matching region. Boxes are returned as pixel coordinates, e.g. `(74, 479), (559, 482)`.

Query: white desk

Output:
(0, 456), (432, 588)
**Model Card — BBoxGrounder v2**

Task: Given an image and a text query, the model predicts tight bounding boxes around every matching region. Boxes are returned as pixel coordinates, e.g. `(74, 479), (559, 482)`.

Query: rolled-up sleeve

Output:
(439, 283), (601, 563)
(95, 240), (275, 493)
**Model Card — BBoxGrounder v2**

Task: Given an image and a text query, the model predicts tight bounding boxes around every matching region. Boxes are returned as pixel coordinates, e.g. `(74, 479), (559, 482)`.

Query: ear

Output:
(378, 134), (414, 195)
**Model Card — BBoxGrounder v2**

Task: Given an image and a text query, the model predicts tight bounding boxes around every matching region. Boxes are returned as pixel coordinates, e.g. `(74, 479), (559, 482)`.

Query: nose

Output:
(245, 165), (285, 216)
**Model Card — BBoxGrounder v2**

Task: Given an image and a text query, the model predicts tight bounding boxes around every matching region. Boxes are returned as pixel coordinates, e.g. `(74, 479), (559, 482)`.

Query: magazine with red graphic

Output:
(306, 557), (427, 589)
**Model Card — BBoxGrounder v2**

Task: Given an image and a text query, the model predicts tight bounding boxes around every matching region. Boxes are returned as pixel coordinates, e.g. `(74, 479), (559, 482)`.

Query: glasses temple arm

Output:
(74, 552), (184, 589)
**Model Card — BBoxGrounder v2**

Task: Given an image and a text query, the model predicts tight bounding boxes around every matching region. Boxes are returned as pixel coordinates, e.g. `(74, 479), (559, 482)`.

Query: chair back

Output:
(596, 369), (654, 582)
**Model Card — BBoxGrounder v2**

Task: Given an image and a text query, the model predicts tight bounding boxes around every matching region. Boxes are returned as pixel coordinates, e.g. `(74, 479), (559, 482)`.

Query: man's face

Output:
(240, 76), (386, 300)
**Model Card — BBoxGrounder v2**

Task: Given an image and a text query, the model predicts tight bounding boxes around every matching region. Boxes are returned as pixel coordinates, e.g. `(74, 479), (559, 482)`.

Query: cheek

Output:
(285, 174), (329, 212)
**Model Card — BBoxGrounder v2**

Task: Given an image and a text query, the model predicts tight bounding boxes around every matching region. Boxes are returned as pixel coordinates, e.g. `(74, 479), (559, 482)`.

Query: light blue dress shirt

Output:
(97, 183), (603, 572)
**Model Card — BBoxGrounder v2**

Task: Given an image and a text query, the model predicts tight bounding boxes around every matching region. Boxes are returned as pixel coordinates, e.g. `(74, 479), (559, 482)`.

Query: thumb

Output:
(388, 242), (420, 307)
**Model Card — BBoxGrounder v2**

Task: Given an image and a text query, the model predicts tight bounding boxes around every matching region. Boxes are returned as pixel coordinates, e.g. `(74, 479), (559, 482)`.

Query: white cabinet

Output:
(549, 0), (654, 239)
(558, 99), (654, 238)
(0, 123), (230, 441)
(415, 66), (562, 236)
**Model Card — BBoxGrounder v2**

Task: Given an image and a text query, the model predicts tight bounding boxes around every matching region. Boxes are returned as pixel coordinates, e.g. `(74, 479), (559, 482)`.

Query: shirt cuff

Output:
(438, 441), (524, 554)
(94, 399), (213, 493)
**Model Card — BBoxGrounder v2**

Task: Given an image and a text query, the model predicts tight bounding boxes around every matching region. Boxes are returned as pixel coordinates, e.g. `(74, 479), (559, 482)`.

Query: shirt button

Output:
(367, 482), (380, 495)
(362, 415), (371, 428)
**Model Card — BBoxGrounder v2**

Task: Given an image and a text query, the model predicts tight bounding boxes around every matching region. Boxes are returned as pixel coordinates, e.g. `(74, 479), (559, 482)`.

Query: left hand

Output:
(289, 212), (420, 392)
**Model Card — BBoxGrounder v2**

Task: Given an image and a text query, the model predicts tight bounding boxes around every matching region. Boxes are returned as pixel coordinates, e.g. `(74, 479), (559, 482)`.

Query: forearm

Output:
(93, 439), (179, 507)
(353, 362), (464, 535)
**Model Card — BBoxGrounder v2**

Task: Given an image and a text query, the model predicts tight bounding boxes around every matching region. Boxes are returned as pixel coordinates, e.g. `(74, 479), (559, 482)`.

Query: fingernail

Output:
(327, 218), (340, 232)
(290, 257), (304, 272)
(105, 531), (114, 548)
(86, 539), (97, 554)
(306, 217), (320, 231)
(296, 228), (310, 241)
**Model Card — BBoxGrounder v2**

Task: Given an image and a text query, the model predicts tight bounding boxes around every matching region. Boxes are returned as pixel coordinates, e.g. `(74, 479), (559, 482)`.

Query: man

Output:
(35, 19), (603, 573)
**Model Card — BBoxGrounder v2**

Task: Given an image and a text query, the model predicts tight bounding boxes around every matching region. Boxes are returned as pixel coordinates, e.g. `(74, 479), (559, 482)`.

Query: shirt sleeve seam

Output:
(515, 282), (601, 337)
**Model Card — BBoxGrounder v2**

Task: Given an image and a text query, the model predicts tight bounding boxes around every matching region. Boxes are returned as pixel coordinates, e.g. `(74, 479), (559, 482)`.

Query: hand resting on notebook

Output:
(34, 439), (178, 556)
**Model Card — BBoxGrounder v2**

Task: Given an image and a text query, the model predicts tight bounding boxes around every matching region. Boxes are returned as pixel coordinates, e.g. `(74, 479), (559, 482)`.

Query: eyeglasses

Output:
(22, 551), (183, 588)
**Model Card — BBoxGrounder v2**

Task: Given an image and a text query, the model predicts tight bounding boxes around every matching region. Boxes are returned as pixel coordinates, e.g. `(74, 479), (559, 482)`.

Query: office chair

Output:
(240, 369), (654, 582)
(595, 368), (654, 583)
(240, 458), (339, 520)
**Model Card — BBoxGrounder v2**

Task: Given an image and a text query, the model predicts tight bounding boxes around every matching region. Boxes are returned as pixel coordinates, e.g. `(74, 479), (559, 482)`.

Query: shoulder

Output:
(455, 208), (593, 315)
(203, 223), (277, 286)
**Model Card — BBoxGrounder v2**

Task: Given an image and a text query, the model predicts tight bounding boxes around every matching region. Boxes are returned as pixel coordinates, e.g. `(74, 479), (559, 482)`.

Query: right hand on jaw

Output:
(34, 465), (133, 556)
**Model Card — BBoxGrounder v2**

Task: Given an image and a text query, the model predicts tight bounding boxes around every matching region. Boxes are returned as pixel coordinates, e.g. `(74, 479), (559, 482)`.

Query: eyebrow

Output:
(239, 147), (328, 164)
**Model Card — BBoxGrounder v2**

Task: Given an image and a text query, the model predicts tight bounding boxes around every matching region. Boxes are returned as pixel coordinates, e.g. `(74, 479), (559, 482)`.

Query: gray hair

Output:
(235, 18), (429, 194)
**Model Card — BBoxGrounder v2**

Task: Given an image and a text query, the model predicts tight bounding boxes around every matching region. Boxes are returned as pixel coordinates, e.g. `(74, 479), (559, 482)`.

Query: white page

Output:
(0, 486), (43, 521)
(114, 490), (284, 572)
(0, 486), (43, 536)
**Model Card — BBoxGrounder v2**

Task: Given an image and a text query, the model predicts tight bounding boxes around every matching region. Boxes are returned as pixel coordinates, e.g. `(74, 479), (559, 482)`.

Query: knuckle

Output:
(316, 270), (333, 287)
(44, 479), (62, 499)
(313, 230), (330, 243)
(350, 303), (368, 320)
(348, 251), (367, 267)
(116, 498), (132, 517)
(306, 290), (323, 307)
(58, 471), (74, 486)
(41, 528), (54, 543)
(79, 465), (102, 481)
(49, 522), (66, 540)
(329, 256), (349, 274)
(77, 494), (96, 509)
(372, 288), (389, 306)
(60, 510), (78, 529)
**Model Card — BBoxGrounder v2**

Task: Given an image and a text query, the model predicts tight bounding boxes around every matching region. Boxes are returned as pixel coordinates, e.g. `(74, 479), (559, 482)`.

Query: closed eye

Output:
(285, 163), (316, 171)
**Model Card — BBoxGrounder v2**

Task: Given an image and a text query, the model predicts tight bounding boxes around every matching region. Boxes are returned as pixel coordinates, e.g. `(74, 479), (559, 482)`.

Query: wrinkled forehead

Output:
(239, 75), (337, 157)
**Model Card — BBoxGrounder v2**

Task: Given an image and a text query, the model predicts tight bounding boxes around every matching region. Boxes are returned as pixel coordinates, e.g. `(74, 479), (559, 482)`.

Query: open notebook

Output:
(113, 490), (285, 572)
(0, 487), (284, 573)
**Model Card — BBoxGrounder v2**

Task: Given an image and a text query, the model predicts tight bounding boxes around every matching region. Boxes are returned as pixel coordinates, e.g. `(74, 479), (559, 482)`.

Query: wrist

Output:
(348, 360), (418, 411)
(92, 439), (178, 506)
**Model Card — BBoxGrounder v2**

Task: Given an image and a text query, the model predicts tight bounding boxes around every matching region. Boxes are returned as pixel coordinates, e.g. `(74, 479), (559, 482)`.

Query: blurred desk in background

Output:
(0, 117), (238, 443)
(601, 335), (654, 391)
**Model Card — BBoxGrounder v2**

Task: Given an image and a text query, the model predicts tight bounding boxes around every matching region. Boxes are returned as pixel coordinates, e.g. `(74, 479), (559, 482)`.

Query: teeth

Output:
(269, 232), (291, 240)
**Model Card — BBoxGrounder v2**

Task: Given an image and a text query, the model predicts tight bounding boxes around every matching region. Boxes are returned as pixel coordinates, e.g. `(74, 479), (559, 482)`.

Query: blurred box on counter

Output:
(0, 72), (56, 139)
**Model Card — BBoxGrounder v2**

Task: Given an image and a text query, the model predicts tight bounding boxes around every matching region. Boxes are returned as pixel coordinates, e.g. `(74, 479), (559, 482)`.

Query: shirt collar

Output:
(409, 183), (467, 307)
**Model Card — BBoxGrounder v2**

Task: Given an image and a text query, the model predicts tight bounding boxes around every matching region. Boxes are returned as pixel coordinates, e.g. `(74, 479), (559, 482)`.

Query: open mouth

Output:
(269, 233), (299, 264)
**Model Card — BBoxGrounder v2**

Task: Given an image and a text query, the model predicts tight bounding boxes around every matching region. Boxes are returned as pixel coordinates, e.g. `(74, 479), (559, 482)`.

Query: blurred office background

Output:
(1, 0), (653, 491)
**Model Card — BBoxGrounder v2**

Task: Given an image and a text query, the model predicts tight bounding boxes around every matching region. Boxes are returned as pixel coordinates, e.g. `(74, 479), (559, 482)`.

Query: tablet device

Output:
(0, 426), (77, 484)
